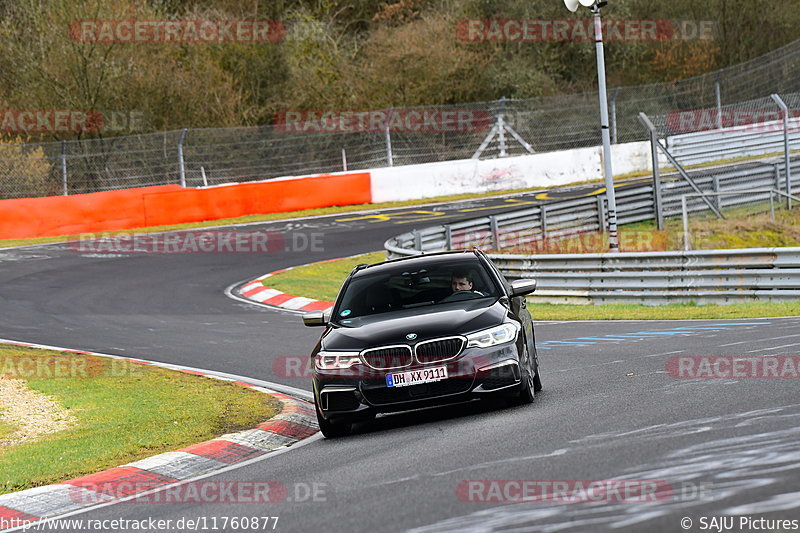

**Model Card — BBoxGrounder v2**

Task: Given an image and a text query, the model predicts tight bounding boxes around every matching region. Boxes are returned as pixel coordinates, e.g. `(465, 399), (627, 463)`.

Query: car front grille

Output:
(415, 337), (465, 364)
(360, 345), (413, 370)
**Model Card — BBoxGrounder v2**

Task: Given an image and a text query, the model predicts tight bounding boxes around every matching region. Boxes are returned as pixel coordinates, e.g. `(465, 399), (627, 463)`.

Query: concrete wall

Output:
(370, 140), (655, 202)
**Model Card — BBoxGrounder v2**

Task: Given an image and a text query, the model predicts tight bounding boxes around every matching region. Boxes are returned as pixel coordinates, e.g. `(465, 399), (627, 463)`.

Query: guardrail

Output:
(489, 248), (800, 305)
(386, 157), (800, 257)
(386, 241), (800, 304)
(385, 160), (800, 304)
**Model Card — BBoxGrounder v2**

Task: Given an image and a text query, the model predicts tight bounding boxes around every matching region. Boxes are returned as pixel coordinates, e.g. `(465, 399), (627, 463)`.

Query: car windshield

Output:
(332, 258), (501, 322)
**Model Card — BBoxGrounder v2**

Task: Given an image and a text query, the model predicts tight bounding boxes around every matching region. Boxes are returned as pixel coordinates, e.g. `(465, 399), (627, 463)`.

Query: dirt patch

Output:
(0, 377), (76, 447)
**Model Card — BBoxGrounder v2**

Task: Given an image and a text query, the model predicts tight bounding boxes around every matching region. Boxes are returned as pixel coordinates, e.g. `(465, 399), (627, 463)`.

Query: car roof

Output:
(352, 250), (483, 278)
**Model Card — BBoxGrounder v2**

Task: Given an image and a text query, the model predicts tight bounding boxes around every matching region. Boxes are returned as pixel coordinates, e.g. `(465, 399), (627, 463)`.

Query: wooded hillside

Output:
(0, 0), (797, 138)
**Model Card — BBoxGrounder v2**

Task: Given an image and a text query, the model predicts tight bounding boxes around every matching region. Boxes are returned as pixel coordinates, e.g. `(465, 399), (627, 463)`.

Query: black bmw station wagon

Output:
(302, 250), (541, 437)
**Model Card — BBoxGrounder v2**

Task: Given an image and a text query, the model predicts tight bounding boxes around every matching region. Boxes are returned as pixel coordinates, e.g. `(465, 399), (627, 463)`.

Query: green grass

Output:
(267, 252), (386, 302)
(0, 418), (16, 441)
(526, 302), (800, 321)
(0, 345), (279, 494)
(626, 204), (800, 250)
(262, 252), (800, 319)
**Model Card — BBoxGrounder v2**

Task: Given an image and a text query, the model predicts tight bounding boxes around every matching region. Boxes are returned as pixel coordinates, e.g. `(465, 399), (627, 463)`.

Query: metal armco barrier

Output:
(494, 248), (800, 305)
(386, 237), (800, 304)
(385, 162), (800, 303)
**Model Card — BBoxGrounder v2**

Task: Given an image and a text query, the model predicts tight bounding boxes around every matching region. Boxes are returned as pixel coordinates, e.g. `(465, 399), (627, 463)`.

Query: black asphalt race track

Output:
(1, 186), (798, 532)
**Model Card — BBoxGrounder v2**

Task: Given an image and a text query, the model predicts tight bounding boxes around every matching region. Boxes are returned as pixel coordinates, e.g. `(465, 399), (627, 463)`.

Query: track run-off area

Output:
(0, 186), (798, 532)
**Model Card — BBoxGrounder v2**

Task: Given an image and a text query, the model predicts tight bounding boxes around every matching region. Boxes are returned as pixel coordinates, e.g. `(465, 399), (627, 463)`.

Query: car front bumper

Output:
(313, 343), (522, 421)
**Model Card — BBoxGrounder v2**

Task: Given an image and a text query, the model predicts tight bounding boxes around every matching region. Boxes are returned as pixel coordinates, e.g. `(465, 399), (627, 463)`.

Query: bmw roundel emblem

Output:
(406, 333), (417, 341)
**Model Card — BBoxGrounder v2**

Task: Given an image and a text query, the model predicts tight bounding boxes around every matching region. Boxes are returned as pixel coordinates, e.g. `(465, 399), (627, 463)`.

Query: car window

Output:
(332, 259), (500, 321)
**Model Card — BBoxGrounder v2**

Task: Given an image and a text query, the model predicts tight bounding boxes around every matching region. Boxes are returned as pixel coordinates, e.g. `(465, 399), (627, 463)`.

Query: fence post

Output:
(178, 128), (188, 187)
(597, 195), (607, 232)
(385, 108), (394, 167)
(60, 140), (68, 196)
(769, 191), (776, 220)
(610, 87), (620, 145)
(638, 112), (664, 230)
(771, 94), (792, 209)
(712, 175), (720, 211)
(490, 216), (500, 249)
(681, 195), (691, 251)
(498, 97), (507, 157)
(445, 225), (452, 251)
(540, 205), (548, 240)
(413, 229), (421, 251)
(342, 148), (348, 171)
(714, 71), (722, 129)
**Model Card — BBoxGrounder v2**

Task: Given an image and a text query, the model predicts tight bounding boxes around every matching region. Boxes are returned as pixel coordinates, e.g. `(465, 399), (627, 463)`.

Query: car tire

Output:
(315, 401), (352, 438)
(507, 346), (535, 406)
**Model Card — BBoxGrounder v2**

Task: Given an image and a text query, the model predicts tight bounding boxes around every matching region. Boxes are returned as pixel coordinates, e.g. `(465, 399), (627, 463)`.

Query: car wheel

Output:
(532, 347), (543, 392)
(315, 401), (352, 438)
(507, 346), (535, 406)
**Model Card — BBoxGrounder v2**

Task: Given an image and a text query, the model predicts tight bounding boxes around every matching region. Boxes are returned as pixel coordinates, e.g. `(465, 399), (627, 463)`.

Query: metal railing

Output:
(386, 238), (800, 305)
(386, 156), (800, 258)
(491, 248), (800, 305)
(385, 155), (800, 303)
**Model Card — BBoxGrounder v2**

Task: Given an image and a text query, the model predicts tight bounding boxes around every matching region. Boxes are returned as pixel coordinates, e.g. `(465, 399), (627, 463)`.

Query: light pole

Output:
(564, 0), (619, 252)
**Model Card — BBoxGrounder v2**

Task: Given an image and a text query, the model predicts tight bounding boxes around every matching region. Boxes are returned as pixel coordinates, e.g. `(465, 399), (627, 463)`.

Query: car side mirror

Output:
(510, 279), (536, 297)
(302, 310), (329, 327)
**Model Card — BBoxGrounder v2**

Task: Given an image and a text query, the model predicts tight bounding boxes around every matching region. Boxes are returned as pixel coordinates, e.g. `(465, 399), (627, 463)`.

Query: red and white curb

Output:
(0, 339), (318, 531)
(235, 260), (342, 313)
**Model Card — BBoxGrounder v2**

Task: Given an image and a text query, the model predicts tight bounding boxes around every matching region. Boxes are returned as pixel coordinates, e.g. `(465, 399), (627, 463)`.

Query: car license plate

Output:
(386, 366), (448, 388)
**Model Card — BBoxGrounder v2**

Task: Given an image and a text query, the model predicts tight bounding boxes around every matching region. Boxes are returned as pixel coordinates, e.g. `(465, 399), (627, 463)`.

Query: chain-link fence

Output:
(3, 39), (800, 200)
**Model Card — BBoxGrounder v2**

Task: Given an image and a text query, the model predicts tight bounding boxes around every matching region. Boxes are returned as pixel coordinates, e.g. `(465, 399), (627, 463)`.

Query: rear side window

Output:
(333, 259), (500, 320)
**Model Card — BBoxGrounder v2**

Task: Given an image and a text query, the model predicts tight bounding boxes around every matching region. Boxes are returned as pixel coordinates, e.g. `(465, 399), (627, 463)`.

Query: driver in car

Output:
(451, 271), (474, 292)
(450, 271), (485, 295)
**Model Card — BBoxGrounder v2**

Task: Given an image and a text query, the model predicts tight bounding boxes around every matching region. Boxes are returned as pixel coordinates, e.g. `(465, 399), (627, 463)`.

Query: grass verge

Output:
(0, 345), (279, 495)
(267, 252), (385, 302)
(623, 203), (800, 250)
(0, 419), (15, 441)
(262, 252), (800, 320)
(526, 302), (800, 321)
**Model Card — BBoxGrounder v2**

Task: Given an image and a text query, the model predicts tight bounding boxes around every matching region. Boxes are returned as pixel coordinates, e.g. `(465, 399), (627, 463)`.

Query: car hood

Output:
(322, 299), (509, 351)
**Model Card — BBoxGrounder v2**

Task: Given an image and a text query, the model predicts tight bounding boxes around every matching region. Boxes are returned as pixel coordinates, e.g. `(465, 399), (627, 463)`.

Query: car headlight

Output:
(315, 351), (362, 370)
(466, 323), (519, 348)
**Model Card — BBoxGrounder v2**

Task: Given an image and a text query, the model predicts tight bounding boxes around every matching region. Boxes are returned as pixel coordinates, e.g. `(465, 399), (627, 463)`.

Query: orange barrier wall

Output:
(142, 172), (371, 227)
(0, 172), (371, 240)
